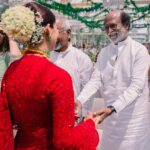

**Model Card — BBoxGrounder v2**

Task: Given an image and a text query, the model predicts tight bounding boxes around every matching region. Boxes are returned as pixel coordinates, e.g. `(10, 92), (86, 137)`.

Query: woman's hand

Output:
(94, 107), (114, 124)
(84, 112), (104, 126)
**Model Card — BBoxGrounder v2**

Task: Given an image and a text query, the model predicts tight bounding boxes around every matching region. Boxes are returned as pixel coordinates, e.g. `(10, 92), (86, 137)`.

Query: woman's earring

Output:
(48, 35), (51, 41)
(46, 34), (51, 42)
(45, 28), (51, 42)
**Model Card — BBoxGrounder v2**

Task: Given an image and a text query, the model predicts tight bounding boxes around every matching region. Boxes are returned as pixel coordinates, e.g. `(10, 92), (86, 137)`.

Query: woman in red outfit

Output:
(0, 2), (100, 150)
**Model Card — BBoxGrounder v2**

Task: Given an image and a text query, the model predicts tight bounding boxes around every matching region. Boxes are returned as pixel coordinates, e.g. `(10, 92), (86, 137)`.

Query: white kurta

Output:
(51, 44), (93, 115)
(78, 37), (150, 150)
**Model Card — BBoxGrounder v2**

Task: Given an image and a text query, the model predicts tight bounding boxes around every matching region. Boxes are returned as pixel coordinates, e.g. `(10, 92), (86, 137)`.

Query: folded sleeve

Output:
(77, 51), (103, 105)
(48, 70), (99, 150)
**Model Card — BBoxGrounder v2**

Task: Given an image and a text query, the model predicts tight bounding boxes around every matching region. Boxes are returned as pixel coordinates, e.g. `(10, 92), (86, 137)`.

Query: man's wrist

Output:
(107, 105), (116, 114)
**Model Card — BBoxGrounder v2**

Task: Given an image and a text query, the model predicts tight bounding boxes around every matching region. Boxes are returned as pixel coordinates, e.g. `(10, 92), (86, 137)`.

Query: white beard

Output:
(54, 42), (61, 51)
(109, 27), (127, 44)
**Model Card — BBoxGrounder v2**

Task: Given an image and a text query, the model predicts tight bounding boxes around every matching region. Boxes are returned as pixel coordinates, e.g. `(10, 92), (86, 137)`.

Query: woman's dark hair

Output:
(24, 2), (55, 28)
(0, 30), (9, 52)
(120, 12), (130, 30)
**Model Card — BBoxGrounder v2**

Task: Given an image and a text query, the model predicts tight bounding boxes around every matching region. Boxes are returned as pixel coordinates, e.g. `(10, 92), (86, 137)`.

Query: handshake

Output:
(75, 100), (114, 126)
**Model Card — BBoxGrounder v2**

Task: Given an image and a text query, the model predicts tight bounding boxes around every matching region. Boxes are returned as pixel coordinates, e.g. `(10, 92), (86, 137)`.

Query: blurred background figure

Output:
(0, 30), (21, 86)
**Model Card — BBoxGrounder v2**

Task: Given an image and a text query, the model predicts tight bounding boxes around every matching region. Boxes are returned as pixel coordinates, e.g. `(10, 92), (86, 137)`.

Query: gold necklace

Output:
(22, 49), (49, 58)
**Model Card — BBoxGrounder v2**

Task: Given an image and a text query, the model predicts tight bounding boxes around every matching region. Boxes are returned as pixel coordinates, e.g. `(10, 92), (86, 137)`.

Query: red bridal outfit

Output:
(0, 50), (99, 150)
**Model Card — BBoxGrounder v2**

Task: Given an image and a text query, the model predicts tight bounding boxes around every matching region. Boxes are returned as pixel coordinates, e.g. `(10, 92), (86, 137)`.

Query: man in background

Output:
(51, 18), (94, 117)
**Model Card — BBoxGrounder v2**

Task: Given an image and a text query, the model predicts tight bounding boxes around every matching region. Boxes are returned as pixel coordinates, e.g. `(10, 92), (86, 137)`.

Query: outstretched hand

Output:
(84, 107), (113, 126)
(84, 112), (103, 126)
(94, 107), (113, 124)
(74, 101), (114, 125)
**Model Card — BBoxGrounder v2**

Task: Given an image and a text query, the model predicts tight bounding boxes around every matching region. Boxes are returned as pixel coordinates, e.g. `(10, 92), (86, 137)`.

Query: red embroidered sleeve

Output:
(49, 71), (99, 150)
(0, 82), (14, 150)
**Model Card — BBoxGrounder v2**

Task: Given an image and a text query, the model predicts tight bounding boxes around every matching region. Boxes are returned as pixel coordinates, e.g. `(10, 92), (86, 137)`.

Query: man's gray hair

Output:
(62, 19), (71, 31)
(56, 16), (71, 31)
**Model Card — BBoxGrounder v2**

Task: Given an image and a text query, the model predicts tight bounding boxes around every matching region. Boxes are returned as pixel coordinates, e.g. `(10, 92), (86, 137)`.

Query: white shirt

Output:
(149, 55), (150, 67)
(51, 44), (93, 115)
(78, 37), (150, 150)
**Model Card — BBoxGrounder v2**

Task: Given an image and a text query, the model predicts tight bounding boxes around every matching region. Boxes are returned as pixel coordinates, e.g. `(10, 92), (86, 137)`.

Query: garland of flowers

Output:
(35, 0), (150, 29)
(1, 5), (44, 47)
(1, 5), (36, 43)
(35, 0), (107, 29)
(3, 0), (149, 29)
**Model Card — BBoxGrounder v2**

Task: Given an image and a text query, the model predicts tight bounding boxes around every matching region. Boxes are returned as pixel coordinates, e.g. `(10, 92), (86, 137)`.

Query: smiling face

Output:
(104, 10), (129, 44)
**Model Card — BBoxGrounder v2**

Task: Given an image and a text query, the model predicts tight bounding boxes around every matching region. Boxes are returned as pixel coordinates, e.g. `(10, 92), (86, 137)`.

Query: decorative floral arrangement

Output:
(29, 11), (44, 47)
(1, 5), (36, 43)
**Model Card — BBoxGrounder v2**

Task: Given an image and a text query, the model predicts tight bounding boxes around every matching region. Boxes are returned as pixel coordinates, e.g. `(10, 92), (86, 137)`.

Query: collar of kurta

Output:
(54, 43), (72, 55)
(109, 36), (132, 57)
(112, 36), (131, 49)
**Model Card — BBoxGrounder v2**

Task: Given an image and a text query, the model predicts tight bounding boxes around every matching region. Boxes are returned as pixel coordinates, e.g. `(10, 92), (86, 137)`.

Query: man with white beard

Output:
(76, 10), (150, 150)
(51, 18), (94, 118)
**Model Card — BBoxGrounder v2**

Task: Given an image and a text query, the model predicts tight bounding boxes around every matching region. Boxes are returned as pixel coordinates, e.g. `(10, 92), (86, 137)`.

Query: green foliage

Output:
(35, 0), (150, 29)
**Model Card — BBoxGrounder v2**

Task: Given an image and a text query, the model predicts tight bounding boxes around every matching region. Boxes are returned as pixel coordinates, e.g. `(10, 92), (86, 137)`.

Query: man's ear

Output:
(124, 23), (129, 31)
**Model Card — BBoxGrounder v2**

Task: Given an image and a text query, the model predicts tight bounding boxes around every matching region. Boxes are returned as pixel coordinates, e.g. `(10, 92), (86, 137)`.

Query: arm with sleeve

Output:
(78, 53), (94, 90)
(77, 53), (102, 105)
(51, 72), (99, 149)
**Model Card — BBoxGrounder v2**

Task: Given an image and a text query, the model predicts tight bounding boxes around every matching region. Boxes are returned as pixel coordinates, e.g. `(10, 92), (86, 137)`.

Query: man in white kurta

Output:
(77, 10), (150, 150)
(51, 18), (93, 116)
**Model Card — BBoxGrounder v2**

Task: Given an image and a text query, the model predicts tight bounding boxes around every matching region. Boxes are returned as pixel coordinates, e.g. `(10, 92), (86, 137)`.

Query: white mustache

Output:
(55, 42), (61, 51)
(108, 32), (118, 37)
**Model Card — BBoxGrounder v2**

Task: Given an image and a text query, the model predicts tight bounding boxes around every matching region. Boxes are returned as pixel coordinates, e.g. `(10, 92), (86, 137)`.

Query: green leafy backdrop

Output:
(35, 0), (150, 29)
